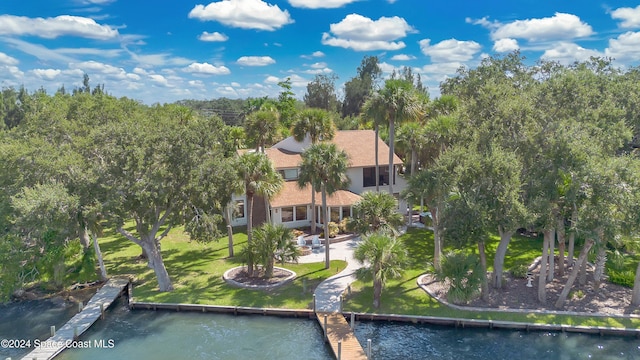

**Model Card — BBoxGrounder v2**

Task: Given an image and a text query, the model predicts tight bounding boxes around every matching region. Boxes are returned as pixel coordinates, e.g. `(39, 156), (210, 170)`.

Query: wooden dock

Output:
(317, 312), (367, 360)
(22, 278), (129, 360)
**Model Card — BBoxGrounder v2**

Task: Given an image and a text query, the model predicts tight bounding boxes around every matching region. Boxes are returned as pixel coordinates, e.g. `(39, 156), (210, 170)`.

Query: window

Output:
(280, 206), (293, 222)
(341, 207), (351, 220)
(281, 207), (294, 222)
(279, 169), (298, 181)
(234, 200), (245, 219)
(295, 205), (307, 221)
(363, 166), (389, 187)
(330, 208), (340, 222)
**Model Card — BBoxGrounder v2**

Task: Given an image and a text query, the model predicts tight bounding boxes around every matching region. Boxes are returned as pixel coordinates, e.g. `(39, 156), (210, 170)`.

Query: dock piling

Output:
(323, 314), (328, 342)
(338, 340), (342, 360)
(367, 338), (372, 359)
(50, 325), (55, 337)
(350, 312), (355, 330)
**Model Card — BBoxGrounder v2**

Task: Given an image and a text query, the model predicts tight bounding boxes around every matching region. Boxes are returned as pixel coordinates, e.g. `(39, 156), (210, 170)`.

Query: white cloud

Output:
(216, 86), (239, 97)
(321, 14), (414, 51)
(419, 38), (482, 62)
(183, 62), (231, 75)
(611, 5), (640, 29)
(541, 42), (603, 65)
(288, 0), (359, 9)
(188, 0), (294, 31)
(128, 52), (193, 67)
(309, 62), (327, 69)
(265, 75), (280, 84)
(493, 38), (519, 52)
(378, 62), (398, 74)
(189, 80), (205, 88)
(69, 61), (130, 80)
(31, 69), (62, 80)
(303, 63), (333, 74)
(0, 52), (19, 65)
(198, 31), (229, 42)
(605, 31), (640, 63)
(390, 54), (415, 61)
(264, 74), (308, 87)
(0, 15), (119, 40)
(57, 47), (122, 57)
(149, 74), (170, 86)
(490, 13), (593, 42)
(301, 51), (325, 59)
(237, 56), (276, 66)
(2, 38), (76, 63)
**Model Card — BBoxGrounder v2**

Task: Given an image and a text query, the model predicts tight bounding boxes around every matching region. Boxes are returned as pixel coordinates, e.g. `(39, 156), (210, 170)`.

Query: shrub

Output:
(327, 222), (340, 238)
(338, 218), (349, 234)
(570, 289), (585, 300)
(510, 263), (529, 279)
(435, 251), (482, 305)
(608, 270), (634, 288)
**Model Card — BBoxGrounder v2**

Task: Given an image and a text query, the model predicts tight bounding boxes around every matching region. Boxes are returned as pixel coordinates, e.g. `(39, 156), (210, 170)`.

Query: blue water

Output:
(354, 321), (640, 360)
(3, 298), (640, 360)
(0, 299), (77, 359)
(56, 299), (333, 360)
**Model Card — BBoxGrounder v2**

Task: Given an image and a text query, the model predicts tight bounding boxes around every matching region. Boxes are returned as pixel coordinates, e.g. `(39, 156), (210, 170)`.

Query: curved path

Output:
(298, 236), (363, 313)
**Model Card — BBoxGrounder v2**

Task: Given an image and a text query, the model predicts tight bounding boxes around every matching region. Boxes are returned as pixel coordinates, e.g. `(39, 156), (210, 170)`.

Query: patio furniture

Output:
(311, 235), (321, 249)
(297, 235), (306, 246)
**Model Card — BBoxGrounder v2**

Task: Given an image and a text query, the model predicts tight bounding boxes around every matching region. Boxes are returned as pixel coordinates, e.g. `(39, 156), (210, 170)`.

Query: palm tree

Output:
(237, 152), (283, 276)
(291, 108), (335, 144)
(361, 96), (387, 193)
(354, 233), (408, 309)
(348, 191), (404, 236)
(298, 143), (349, 269)
(292, 108), (336, 234)
(247, 223), (298, 278)
(244, 109), (280, 152)
(367, 79), (421, 194)
(396, 121), (427, 226)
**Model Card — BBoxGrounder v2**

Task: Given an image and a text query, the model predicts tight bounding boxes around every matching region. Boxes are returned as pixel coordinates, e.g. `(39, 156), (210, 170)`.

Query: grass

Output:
(100, 224), (346, 309)
(97, 223), (640, 329)
(342, 227), (640, 329)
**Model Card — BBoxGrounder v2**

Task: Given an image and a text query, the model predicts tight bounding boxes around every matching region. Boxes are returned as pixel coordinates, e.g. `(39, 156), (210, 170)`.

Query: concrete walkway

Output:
(298, 236), (363, 313)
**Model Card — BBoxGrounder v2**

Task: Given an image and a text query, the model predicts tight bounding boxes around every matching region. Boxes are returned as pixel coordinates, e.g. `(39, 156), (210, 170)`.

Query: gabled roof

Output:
(268, 130), (402, 169)
(270, 182), (362, 208)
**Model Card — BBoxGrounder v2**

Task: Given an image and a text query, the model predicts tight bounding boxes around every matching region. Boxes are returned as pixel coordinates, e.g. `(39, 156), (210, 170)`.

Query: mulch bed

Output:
(225, 266), (292, 287)
(421, 261), (639, 315)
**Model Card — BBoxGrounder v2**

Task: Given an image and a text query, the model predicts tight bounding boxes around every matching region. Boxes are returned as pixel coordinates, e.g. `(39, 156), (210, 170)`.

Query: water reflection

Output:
(56, 299), (333, 360)
(0, 300), (77, 359)
(355, 320), (640, 360)
(3, 298), (640, 360)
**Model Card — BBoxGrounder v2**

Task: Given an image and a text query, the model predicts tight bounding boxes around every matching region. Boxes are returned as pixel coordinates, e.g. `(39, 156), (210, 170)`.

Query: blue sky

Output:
(1, 0), (640, 104)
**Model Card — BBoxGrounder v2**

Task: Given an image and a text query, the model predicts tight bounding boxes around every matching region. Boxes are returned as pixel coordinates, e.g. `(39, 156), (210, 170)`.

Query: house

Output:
(231, 130), (408, 229)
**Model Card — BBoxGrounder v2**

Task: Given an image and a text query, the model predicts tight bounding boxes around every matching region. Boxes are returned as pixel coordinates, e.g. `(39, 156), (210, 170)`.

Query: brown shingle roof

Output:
(265, 130), (402, 169)
(332, 130), (403, 168)
(270, 181), (362, 208)
(265, 148), (301, 169)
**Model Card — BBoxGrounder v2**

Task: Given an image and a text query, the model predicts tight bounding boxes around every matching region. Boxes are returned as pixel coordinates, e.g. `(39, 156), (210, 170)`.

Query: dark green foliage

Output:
(242, 224), (297, 278)
(608, 270), (634, 288)
(342, 56), (381, 118)
(304, 74), (340, 113)
(435, 251), (483, 304)
(510, 263), (529, 279)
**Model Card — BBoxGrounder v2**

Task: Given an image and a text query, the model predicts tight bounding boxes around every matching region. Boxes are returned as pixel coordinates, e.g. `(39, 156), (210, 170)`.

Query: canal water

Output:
(2, 298), (640, 359)
(0, 299), (78, 359)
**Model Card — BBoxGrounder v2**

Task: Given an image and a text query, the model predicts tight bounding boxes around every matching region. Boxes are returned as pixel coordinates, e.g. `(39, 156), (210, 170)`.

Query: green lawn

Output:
(99, 224), (640, 329)
(100, 225), (346, 309)
(343, 227), (640, 329)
